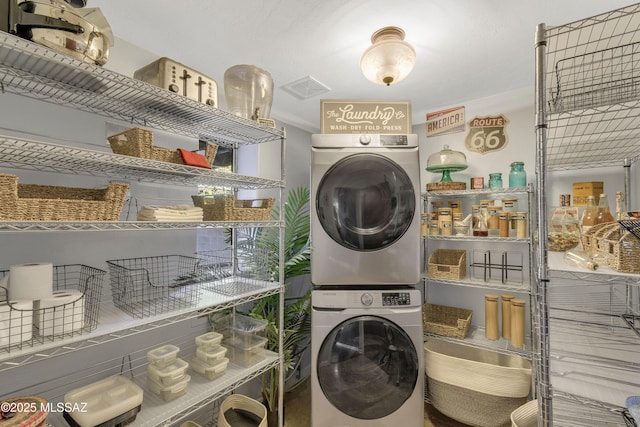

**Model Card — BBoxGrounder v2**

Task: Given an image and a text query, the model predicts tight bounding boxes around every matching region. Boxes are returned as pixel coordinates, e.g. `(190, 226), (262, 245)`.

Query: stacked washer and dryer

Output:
(310, 133), (424, 427)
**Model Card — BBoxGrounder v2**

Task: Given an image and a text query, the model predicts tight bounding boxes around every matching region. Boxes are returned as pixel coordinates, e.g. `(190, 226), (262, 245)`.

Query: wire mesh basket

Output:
(0, 264), (105, 353)
(196, 247), (273, 296)
(106, 255), (206, 318)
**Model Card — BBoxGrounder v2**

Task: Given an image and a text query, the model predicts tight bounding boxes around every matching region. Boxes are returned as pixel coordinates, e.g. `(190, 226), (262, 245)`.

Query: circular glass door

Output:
(316, 315), (419, 420)
(316, 153), (415, 251)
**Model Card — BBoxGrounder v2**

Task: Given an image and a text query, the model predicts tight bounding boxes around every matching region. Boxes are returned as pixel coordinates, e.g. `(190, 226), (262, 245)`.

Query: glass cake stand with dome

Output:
(426, 145), (468, 191)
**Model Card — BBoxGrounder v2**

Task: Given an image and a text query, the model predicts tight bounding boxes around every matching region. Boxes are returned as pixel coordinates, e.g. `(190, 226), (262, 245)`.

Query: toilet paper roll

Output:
(35, 290), (85, 337)
(0, 300), (33, 347)
(3, 263), (54, 301)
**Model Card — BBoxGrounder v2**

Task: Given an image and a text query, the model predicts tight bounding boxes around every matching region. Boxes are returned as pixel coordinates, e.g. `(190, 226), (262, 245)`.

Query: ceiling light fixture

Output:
(360, 26), (416, 86)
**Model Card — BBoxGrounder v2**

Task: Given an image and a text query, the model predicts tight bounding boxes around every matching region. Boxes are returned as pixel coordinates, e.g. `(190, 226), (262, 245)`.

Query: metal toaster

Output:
(134, 57), (218, 107)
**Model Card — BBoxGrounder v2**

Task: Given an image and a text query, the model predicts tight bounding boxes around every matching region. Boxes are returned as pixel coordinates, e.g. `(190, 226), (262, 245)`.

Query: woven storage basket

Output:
(428, 249), (467, 280)
(0, 174), (129, 221)
(107, 127), (217, 166)
(423, 303), (473, 339)
(218, 394), (267, 427)
(583, 222), (617, 256)
(191, 195), (274, 221)
(426, 181), (467, 192)
(601, 225), (640, 274)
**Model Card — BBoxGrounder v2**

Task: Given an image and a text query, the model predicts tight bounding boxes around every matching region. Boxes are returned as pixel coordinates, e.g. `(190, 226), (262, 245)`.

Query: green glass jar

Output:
(488, 173), (503, 189)
(509, 162), (527, 188)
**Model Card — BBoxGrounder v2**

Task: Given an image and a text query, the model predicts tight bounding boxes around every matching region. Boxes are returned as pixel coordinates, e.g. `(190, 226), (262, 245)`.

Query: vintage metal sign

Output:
(320, 100), (412, 134)
(426, 106), (465, 137)
(465, 114), (509, 154)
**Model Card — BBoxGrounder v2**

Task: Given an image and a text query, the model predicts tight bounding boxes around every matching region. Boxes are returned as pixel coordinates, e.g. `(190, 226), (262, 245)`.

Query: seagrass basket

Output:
(581, 222), (614, 255)
(422, 303), (473, 339)
(0, 174), (129, 221)
(428, 249), (467, 280)
(191, 195), (274, 221)
(107, 127), (217, 166)
(601, 224), (640, 274)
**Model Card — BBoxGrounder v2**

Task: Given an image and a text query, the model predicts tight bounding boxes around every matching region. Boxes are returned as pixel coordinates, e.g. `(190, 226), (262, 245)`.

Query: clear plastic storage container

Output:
(146, 344), (180, 369)
(190, 356), (229, 381)
(147, 375), (190, 402)
(213, 313), (268, 346)
(225, 334), (268, 367)
(195, 331), (223, 348)
(147, 357), (189, 386)
(196, 344), (228, 364)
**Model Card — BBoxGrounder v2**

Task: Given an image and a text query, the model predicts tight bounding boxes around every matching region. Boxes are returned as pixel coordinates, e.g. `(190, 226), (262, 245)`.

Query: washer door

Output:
(315, 153), (415, 251)
(316, 315), (419, 420)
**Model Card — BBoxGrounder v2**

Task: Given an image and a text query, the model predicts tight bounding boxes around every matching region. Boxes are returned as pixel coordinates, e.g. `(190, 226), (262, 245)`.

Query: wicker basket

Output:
(191, 195), (274, 221)
(0, 174), (129, 221)
(426, 181), (467, 192)
(601, 225), (640, 274)
(581, 222), (614, 255)
(423, 303), (473, 339)
(107, 127), (218, 166)
(428, 249), (467, 280)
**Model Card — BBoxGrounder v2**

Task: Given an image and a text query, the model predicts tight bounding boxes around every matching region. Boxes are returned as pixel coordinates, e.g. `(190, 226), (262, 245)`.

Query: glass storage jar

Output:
(488, 173), (503, 189)
(509, 162), (527, 187)
(224, 65), (274, 120)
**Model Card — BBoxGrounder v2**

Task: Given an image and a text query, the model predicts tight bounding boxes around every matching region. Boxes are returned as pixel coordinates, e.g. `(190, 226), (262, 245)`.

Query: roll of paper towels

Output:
(0, 300), (33, 347)
(35, 290), (85, 337)
(1, 263), (54, 301)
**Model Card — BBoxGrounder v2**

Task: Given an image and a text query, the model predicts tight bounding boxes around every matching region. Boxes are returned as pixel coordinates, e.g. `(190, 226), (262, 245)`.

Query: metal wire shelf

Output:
(0, 136), (283, 189)
(0, 32), (283, 147)
(543, 3), (640, 171)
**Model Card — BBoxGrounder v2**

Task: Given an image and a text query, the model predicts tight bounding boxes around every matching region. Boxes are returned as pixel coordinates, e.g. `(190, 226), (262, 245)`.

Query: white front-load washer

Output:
(311, 287), (424, 427)
(311, 134), (420, 286)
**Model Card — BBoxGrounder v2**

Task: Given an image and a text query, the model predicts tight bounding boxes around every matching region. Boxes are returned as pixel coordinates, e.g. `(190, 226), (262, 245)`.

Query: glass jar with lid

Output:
(488, 173), (503, 189)
(509, 162), (527, 188)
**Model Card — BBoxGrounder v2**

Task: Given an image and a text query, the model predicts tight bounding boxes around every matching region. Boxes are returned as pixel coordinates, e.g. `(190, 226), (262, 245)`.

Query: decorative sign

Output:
(320, 100), (411, 134)
(426, 106), (465, 137)
(465, 114), (509, 154)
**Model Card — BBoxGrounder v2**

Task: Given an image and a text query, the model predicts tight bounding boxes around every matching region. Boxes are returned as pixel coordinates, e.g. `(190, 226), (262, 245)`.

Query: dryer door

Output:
(316, 315), (419, 420)
(315, 153), (416, 251)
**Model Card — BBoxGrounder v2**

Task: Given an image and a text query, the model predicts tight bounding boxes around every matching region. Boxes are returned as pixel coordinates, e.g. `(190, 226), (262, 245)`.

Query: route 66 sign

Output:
(465, 114), (509, 154)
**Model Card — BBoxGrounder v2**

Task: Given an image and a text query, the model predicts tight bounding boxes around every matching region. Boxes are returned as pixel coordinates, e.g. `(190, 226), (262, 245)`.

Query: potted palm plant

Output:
(240, 186), (312, 426)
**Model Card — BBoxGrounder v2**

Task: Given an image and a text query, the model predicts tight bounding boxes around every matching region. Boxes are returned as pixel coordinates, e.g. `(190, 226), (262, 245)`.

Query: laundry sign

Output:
(320, 100), (412, 134)
(426, 106), (465, 137)
(465, 114), (509, 154)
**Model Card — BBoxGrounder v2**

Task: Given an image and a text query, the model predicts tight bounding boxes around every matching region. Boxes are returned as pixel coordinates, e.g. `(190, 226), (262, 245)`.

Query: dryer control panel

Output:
(382, 291), (412, 306)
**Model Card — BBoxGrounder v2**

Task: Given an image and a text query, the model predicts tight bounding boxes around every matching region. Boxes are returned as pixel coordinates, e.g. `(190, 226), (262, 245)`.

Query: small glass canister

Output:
(487, 205), (503, 235)
(502, 198), (518, 230)
(499, 212), (510, 238)
(448, 200), (463, 214)
(428, 219), (440, 236)
(512, 211), (528, 239)
(438, 207), (453, 236)
(509, 161), (527, 188)
(489, 173), (503, 189)
(420, 213), (429, 236)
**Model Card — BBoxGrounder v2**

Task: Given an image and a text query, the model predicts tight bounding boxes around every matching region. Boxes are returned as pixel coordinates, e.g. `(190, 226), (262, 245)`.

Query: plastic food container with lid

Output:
(225, 334), (268, 367)
(195, 331), (223, 348)
(191, 356), (229, 381)
(147, 374), (190, 402)
(147, 344), (180, 368)
(147, 357), (189, 386)
(196, 344), (228, 364)
(213, 313), (268, 344)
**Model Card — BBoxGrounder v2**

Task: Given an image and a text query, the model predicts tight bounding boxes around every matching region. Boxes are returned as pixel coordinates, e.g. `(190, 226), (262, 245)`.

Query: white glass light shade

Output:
(360, 26), (416, 86)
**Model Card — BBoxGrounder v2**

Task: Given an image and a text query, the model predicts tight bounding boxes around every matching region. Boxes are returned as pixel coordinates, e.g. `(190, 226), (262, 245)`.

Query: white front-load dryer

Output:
(311, 287), (424, 427)
(311, 134), (420, 286)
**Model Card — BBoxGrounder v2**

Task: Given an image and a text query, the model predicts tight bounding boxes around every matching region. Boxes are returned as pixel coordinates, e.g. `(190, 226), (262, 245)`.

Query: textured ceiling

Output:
(90, 0), (637, 132)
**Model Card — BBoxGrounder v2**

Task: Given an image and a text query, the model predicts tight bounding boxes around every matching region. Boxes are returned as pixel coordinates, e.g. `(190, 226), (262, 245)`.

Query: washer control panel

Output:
(382, 292), (411, 306)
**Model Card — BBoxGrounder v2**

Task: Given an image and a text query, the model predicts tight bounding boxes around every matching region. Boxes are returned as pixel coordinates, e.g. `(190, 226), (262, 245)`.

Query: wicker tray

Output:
(428, 249), (467, 280)
(426, 181), (467, 192)
(107, 127), (218, 166)
(423, 303), (473, 339)
(191, 195), (274, 221)
(0, 174), (129, 221)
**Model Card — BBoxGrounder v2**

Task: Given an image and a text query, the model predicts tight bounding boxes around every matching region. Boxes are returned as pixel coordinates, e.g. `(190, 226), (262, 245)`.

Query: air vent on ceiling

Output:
(281, 76), (331, 100)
